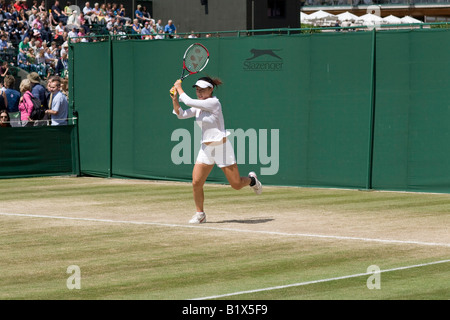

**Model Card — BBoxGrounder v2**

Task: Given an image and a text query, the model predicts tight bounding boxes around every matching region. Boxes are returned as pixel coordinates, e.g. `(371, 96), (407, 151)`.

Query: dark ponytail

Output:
(198, 76), (223, 88)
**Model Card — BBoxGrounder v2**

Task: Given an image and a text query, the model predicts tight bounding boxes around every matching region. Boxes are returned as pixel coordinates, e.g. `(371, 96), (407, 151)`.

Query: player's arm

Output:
(171, 86), (195, 119)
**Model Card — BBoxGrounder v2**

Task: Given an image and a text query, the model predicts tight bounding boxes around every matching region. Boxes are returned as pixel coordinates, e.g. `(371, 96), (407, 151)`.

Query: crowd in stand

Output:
(0, 0), (184, 128)
(0, 72), (68, 127)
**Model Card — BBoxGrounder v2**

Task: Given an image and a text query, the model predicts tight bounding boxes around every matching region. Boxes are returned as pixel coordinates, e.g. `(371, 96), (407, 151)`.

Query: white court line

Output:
(1, 212), (450, 248)
(192, 259), (450, 300)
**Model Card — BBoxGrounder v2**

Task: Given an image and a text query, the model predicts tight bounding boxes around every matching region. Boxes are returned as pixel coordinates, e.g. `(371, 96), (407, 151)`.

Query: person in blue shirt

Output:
(164, 20), (176, 38)
(3, 75), (20, 113)
(135, 5), (150, 25)
(45, 76), (68, 126)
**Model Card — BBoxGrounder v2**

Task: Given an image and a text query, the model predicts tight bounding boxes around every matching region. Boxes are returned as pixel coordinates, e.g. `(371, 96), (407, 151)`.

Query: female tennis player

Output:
(171, 77), (262, 224)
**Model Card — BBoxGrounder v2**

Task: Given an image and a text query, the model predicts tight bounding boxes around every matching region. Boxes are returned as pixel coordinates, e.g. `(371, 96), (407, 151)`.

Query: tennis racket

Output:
(170, 43), (209, 95)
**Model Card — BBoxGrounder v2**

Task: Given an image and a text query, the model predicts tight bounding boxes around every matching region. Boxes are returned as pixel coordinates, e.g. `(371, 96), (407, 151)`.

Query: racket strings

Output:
(185, 45), (208, 72)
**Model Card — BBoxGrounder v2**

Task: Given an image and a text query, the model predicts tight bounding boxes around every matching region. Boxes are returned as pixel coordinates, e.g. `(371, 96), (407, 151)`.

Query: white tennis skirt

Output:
(196, 140), (236, 168)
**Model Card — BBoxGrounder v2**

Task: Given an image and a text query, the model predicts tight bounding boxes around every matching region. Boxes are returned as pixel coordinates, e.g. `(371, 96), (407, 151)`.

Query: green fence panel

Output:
(0, 126), (78, 178)
(70, 41), (111, 177)
(373, 29), (450, 193)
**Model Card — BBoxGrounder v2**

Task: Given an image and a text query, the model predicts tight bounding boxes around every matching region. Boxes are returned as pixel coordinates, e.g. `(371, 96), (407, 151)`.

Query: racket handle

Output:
(170, 79), (183, 96)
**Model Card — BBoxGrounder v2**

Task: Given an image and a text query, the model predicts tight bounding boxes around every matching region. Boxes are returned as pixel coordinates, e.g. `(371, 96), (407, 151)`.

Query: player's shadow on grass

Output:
(215, 217), (274, 224)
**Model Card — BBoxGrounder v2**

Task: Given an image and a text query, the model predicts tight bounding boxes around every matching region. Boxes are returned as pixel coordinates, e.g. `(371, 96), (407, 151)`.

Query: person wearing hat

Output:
(28, 72), (47, 113)
(170, 77), (263, 224)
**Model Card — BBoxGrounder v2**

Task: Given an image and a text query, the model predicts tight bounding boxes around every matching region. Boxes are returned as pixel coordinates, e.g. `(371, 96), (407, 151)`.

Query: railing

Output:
(67, 21), (450, 44)
(303, 0), (450, 5)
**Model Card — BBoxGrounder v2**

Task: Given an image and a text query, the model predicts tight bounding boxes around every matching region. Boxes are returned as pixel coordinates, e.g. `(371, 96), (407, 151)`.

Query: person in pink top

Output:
(18, 79), (35, 127)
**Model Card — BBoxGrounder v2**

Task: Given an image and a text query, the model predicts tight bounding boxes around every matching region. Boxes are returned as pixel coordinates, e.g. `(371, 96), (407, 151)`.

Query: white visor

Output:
(193, 80), (213, 89)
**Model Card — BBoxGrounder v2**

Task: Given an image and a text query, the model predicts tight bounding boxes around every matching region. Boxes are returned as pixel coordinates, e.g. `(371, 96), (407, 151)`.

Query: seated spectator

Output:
(156, 19), (163, 33)
(141, 21), (152, 39)
(131, 18), (140, 35)
(28, 7), (39, 25)
(31, 0), (39, 11)
(164, 19), (176, 38)
(68, 26), (77, 39)
(31, 13), (43, 30)
(0, 61), (9, 82)
(13, 0), (27, 13)
(67, 10), (79, 27)
(0, 34), (8, 50)
(38, 0), (46, 13)
(0, 109), (11, 127)
(117, 3), (130, 23)
(93, 3), (106, 24)
(55, 51), (68, 77)
(77, 26), (89, 42)
(142, 6), (152, 21)
(64, 1), (72, 16)
(135, 5), (150, 25)
(4, 19), (20, 45)
(54, 20), (65, 44)
(52, 0), (68, 24)
(83, 2), (97, 25)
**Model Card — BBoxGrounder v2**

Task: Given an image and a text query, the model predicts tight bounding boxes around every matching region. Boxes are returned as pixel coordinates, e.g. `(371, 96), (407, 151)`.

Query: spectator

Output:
(156, 19), (163, 33)
(116, 3), (130, 24)
(3, 75), (20, 113)
(0, 34), (8, 50)
(31, 12), (43, 29)
(164, 19), (176, 38)
(64, 1), (72, 16)
(68, 26), (77, 39)
(92, 3), (106, 24)
(18, 78), (35, 127)
(83, 2), (97, 25)
(131, 18), (140, 35)
(0, 109), (11, 127)
(54, 20), (65, 44)
(38, 1), (46, 13)
(142, 6), (152, 21)
(0, 87), (7, 110)
(51, 0), (68, 24)
(135, 5), (149, 25)
(14, 0), (27, 13)
(99, 3), (109, 23)
(141, 21), (152, 39)
(77, 12), (90, 34)
(45, 76), (68, 125)
(28, 7), (38, 25)
(0, 61), (9, 82)
(31, 0), (39, 11)
(28, 71), (46, 107)
(67, 10), (79, 27)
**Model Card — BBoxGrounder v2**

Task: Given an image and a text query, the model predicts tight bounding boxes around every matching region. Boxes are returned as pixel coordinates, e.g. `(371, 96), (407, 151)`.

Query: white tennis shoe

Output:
(189, 212), (206, 224)
(248, 171), (262, 195)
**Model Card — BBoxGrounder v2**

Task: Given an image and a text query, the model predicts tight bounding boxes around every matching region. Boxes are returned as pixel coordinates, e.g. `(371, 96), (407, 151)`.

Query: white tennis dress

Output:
(173, 92), (235, 167)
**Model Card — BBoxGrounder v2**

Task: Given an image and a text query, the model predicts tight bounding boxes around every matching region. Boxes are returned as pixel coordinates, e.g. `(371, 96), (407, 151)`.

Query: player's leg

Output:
(215, 140), (262, 193)
(221, 163), (251, 190)
(192, 162), (214, 212)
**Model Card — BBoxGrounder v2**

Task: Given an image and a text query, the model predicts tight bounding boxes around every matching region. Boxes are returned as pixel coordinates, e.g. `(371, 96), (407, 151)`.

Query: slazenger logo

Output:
(243, 49), (283, 71)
